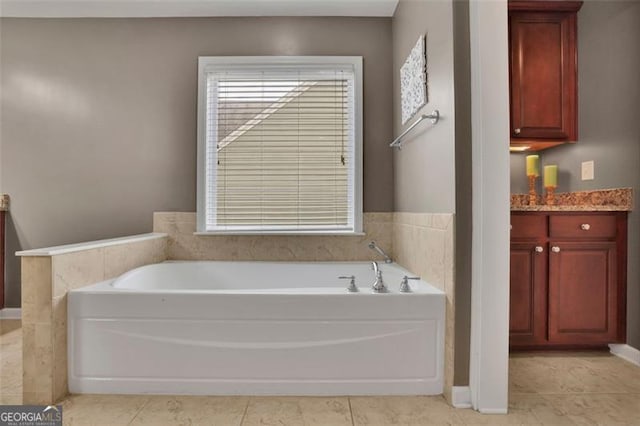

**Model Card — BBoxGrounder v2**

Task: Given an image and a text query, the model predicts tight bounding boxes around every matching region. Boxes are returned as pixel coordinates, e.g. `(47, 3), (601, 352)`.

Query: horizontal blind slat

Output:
(206, 66), (355, 231)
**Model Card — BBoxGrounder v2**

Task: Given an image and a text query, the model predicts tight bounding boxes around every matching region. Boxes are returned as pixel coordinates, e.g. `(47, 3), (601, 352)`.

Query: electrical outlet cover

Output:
(582, 161), (595, 180)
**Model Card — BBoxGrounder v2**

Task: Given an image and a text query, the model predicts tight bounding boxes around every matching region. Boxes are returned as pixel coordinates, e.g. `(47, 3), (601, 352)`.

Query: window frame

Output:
(196, 56), (363, 235)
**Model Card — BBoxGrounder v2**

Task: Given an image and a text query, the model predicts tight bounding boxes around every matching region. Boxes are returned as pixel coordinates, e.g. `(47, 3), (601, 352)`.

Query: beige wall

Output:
(0, 17), (394, 307)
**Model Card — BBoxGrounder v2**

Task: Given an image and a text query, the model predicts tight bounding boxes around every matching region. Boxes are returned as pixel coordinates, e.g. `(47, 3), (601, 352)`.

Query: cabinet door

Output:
(510, 11), (577, 141)
(548, 241), (617, 344)
(510, 242), (548, 347)
(0, 211), (4, 309)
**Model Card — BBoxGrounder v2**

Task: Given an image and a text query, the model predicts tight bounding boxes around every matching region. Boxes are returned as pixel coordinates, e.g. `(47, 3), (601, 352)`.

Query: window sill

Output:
(193, 231), (366, 236)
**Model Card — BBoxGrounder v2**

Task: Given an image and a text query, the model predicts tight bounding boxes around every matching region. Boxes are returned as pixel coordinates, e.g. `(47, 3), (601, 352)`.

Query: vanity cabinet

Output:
(508, 1), (582, 150)
(0, 210), (4, 308)
(509, 214), (548, 346)
(510, 241), (548, 346)
(510, 211), (627, 349)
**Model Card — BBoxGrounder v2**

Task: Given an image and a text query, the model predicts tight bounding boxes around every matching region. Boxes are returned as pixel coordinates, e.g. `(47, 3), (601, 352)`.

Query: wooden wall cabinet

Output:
(510, 211), (627, 349)
(508, 1), (583, 151)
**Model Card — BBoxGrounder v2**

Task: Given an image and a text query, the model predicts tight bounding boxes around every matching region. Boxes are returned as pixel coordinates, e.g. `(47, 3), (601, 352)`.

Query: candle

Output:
(544, 165), (558, 187)
(526, 155), (540, 177)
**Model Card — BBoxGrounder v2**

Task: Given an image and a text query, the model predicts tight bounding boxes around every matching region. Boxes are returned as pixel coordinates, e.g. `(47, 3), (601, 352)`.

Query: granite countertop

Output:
(511, 188), (632, 212)
(0, 195), (8, 212)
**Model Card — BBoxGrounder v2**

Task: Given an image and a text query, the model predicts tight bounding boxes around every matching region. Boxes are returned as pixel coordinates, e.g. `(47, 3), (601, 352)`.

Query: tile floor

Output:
(2, 319), (640, 425)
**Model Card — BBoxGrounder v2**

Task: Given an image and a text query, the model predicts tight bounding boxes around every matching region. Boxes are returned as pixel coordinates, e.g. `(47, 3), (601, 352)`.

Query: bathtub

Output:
(68, 261), (445, 395)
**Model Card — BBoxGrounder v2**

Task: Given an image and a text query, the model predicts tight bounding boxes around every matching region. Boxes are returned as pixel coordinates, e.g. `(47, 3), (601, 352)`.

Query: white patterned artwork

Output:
(400, 35), (428, 125)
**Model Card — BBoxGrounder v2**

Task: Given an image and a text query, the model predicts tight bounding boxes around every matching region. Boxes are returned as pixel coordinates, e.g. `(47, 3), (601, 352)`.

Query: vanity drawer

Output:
(549, 215), (617, 239)
(511, 214), (547, 239)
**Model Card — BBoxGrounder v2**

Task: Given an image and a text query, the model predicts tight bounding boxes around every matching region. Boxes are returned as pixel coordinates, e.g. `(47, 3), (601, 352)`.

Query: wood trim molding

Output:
(508, 1), (583, 13)
(0, 308), (21, 319)
(609, 344), (640, 367)
(451, 386), (472, 409)
(469, 0), (510, 413)
(616, 212), (628, 342)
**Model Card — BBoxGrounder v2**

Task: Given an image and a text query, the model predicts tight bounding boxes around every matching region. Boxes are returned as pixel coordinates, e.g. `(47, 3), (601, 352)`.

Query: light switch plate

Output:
(582, 161), (595, 180)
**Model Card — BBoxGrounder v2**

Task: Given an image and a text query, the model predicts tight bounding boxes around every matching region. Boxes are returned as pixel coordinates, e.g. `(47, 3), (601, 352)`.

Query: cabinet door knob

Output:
(514, 128), (521, 135)
(551, 246), (561, 253)
(581, 223), (591, 231)
(535, 246), (544, 253)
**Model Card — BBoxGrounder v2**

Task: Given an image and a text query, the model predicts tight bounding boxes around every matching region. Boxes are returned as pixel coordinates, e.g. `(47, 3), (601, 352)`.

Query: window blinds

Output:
(204, 66), (356, 232)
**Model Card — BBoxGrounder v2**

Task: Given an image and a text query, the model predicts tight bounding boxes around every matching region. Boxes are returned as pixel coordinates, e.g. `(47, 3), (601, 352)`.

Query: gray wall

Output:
(452, 0), (472, 387)
(510, 1), (640, 349)
(0, 17), (394, 307)
(392, 0), (456, 213)
(392, 0), (472, 386)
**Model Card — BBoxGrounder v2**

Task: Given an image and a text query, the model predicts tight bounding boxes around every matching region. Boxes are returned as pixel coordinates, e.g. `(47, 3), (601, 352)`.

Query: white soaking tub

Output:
(68, 261), (445, 396)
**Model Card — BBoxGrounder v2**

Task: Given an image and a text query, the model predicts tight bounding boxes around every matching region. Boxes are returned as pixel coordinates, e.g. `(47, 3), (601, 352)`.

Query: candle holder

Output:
(528, 175), (538, 206)
(545, 186), (556, 206)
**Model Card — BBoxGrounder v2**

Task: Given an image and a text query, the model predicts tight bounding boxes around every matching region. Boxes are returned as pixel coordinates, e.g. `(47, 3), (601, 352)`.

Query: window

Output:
(196, 56), (363, 234)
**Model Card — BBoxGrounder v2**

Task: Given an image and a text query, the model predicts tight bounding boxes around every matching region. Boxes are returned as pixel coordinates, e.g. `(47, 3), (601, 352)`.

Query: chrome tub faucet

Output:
(368, 241), (392, 264)
(371, 261), (387, 293)
(339, 275), (359, 293)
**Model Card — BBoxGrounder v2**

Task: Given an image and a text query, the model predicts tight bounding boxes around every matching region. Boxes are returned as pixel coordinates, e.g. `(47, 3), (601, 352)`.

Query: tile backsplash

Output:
(153, 212), (393, 262)
(392, 212), (456, 401)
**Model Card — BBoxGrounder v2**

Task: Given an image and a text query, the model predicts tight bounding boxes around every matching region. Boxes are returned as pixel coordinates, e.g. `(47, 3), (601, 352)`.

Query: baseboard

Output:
(0, 308), (22, 319)
(451, 386), (472, 409)
(609, 344), (640, 367)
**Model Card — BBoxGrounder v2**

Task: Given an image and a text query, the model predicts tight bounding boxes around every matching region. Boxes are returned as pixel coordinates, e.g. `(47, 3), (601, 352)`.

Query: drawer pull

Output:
(514, 128), (521, 135)
(552, 246), (561, 253)
(535, 246), (544, 253)
(581, 223), (591, 231)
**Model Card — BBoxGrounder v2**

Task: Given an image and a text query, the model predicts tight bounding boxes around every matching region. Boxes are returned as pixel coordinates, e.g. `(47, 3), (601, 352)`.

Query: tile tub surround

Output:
(511, 187), (633, 211)
(17, 212), (454, 404)
(18, 233), (168, 405)
(154, 211), (457, 402)
(392, 213), (455, 403)
(0, 194), (9, 211)
(153, 212), (394, 261)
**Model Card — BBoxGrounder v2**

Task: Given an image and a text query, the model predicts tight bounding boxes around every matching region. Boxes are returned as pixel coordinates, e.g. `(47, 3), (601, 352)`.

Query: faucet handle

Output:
(400, 276), (420, 293)
(338, 275), (358, 293)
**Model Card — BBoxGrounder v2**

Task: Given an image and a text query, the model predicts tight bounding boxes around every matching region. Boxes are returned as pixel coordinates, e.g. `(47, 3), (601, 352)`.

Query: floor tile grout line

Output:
(348, 397), (355, 426)
(239, 397), (250, 426)
(126, 395), (152, 425)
